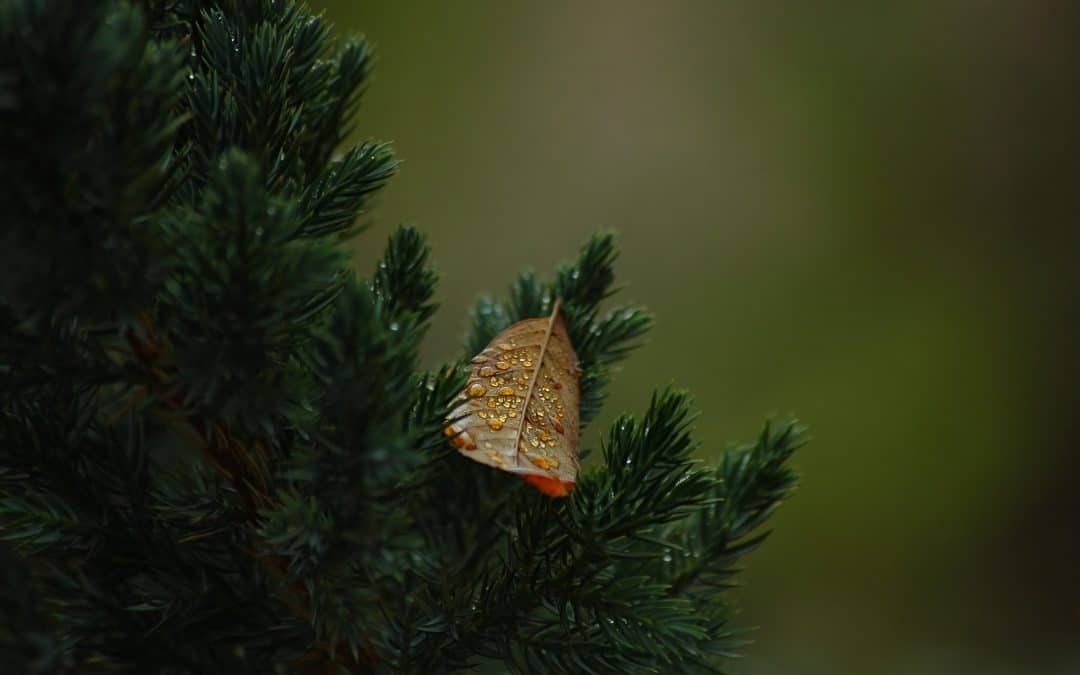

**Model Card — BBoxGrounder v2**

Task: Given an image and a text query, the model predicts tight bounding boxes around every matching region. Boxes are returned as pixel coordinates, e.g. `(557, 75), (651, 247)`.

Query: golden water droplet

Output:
(488, 418), (504, 431)
(529, 456), (554, 470)
(478, 411), (488, 419)
(496, 361), (510, 370)
(479, 366), (495, 378)
(467, 384), (486, 397)
(499, 387), (514, 396)
(523, 361), (533, 367)
(484, 442), (493, 449)
(508, 410), (518, 418)
(498, 343), (512, 351)
(487, 399), (498, 409)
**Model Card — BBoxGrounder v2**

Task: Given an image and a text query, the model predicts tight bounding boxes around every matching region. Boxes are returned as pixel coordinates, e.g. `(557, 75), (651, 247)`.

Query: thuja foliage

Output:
(0, 1), (804, 673)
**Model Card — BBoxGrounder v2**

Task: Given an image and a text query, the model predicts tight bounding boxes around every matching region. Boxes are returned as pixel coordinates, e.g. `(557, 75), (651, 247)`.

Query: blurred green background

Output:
(313, 2), (1078, 673)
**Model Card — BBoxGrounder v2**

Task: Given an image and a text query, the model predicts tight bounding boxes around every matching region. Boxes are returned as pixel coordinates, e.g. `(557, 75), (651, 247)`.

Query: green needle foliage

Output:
(0, 1), (804, 673)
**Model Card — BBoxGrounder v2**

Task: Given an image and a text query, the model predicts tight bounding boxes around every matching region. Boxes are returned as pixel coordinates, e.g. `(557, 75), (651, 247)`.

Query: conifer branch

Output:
(0, 2), (803, 672)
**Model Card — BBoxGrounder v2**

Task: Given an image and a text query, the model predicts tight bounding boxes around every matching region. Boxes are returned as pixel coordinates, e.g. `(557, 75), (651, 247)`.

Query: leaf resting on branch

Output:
(446, 299), (582, 497)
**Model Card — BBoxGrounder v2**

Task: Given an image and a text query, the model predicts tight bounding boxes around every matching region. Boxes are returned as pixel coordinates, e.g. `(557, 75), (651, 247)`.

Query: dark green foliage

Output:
(0, 0), (187, 321)
(0, 1), (803, 673)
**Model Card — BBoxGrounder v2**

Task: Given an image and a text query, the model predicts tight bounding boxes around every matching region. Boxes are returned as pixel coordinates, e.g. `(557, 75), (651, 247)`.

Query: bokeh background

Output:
(313, 2), (1078, 673)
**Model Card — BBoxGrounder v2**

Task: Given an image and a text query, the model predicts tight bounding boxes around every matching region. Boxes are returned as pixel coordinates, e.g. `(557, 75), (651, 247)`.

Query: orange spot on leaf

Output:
(524, 475), (573, 498)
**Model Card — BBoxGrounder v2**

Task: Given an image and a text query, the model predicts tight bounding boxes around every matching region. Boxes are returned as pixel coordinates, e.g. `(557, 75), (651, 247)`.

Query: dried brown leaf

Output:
(445, 299), (581, 497)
